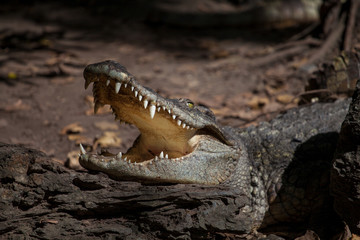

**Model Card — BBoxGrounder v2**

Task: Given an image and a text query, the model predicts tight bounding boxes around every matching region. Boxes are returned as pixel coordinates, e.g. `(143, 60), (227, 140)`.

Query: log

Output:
(0, 143), (257, 239)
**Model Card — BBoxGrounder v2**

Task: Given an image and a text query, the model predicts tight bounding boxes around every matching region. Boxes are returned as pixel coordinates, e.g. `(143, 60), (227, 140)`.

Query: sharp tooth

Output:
(131, 86), (134, 91)
(159, 151), (164, 158)
(177, 120), (181, 126)
(138, 94), (143, 101)
(106, 79), (110, 86)
(124, 157), (127, 161)
(115, 82), (121, 93)
(149, 105), (156, 119)
(168, 109), (171, 114)
(182, 123), (186, 128)
(162, 106), (166, 111)
(172, 115), (176, 120)
(124, 83), (127, 88)
(79, 144), (86, 155)
(134, 91), (138, 97)
(85, 79), (91, 89)
(143, 100), (149, 109)
(120, 72), (128, 80)
(186, 126), (190, 129)
(165, 154), (168, 159)
(157, 107), (161, 112)
(116, 152), (122, 159)
(154, 156), (159, 160)
(94, 102), (103, 114)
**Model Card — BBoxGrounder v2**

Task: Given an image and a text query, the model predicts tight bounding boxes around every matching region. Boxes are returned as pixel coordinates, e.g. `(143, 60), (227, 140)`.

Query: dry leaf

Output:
(3, 99), (30, 112)
(93, 131), (122, 149)
(67, 134), (92, 145)
(65, 150), (82, 170)
(60, 123), (85, 135)
(7, 72), (17, 79)
(247, 96), (269, 110)
(353, 234), (360, 240)
(276, 94), (295, 104)
(94, 121), (119, 131)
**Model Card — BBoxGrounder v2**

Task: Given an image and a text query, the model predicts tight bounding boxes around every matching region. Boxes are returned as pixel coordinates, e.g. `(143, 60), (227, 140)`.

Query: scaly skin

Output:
(79, 60), (350, 231)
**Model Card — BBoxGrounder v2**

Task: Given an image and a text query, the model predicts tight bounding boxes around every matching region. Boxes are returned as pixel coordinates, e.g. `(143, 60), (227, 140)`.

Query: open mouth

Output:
(82, 61), (231, 166)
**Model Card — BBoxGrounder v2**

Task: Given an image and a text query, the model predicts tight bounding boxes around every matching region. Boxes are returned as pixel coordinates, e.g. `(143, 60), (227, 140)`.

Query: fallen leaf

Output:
(276, 94), (295, 104)
(93, 131), (122, 149)
(94, 121), (119, 131)
(60, 123), (85, 135)
(65, 150), (82, 170)
(67, 134), (92, 145)
(3, 99), (30, 112)
(7, 72), (17, 79)
(352, 234), (360, 240)
(247, 96), (269, 110)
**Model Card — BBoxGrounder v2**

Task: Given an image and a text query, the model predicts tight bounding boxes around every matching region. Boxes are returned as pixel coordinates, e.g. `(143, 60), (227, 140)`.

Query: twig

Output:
(344, 0), (360, 51)
(300, 14), (346, 69)
(250, 45), (309, 66)
(288, 22), (319, 41)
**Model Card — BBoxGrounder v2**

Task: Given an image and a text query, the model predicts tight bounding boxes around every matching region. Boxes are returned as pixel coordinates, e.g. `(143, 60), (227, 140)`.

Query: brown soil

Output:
(0, 1), (338, 164)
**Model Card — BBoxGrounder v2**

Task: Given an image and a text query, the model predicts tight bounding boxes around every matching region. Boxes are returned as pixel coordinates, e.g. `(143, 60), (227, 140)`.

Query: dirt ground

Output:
(0, 1), (352, 165)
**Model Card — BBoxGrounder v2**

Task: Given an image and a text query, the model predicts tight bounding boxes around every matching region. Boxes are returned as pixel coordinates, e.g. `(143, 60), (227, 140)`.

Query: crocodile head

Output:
(79, 60), (240, 184)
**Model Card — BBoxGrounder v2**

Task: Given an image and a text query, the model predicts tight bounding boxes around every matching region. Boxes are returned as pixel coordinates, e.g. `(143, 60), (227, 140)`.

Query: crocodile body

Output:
(80, 61), (350, 234)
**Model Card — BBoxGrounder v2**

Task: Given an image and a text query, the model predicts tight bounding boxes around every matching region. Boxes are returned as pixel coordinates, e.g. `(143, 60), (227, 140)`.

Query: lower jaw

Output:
(123, 144), (193, 163)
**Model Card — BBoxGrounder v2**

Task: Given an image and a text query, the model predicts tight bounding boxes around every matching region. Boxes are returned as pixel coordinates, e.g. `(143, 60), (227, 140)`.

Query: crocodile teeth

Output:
(134, 91), (138, 97)
(115, 82), (121, 93)
(149, 105), (156, 119)
(157, 107), (161, 112)
(162, 106), (166, 111)
(124, 83), (128, 88)
(138, 94), (143, 101)
(143, 100), (149, 109)
(85, 79), (91, 89)
(168, 109), (171, 114)
(177, 120), (181, 126)
(131, 86), (134, 91)
(106, 79), (110, 86)
(94, 101), (103, 114)
(182, 123), (186, 128)
(79, 144), (86, 155)
(172, 115), (176, 120)
(116, 152), (122, 159)
(165, 154), (168, 159)
(159, 151), (164, 158)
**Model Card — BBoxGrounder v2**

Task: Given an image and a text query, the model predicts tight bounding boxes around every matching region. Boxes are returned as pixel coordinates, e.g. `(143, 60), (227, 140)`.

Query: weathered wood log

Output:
(0, 143), (259, 239)
(331, 80), (360, 235)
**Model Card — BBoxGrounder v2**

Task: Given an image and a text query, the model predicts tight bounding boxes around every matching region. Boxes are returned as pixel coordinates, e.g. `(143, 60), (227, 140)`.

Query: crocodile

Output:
(79, 60), (351, 236)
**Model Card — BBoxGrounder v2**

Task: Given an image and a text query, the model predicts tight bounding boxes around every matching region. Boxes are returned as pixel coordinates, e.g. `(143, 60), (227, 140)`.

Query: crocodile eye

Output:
(186, 101), (194, 109)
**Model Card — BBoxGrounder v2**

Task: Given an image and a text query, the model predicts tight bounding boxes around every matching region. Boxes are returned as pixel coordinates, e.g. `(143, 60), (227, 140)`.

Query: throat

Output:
(125, 130), (197, 162)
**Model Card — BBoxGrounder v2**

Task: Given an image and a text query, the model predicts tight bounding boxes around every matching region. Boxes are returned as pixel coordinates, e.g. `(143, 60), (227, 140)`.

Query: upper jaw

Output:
(84, 60), (232, 144)
(83, 60), (234, 162)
